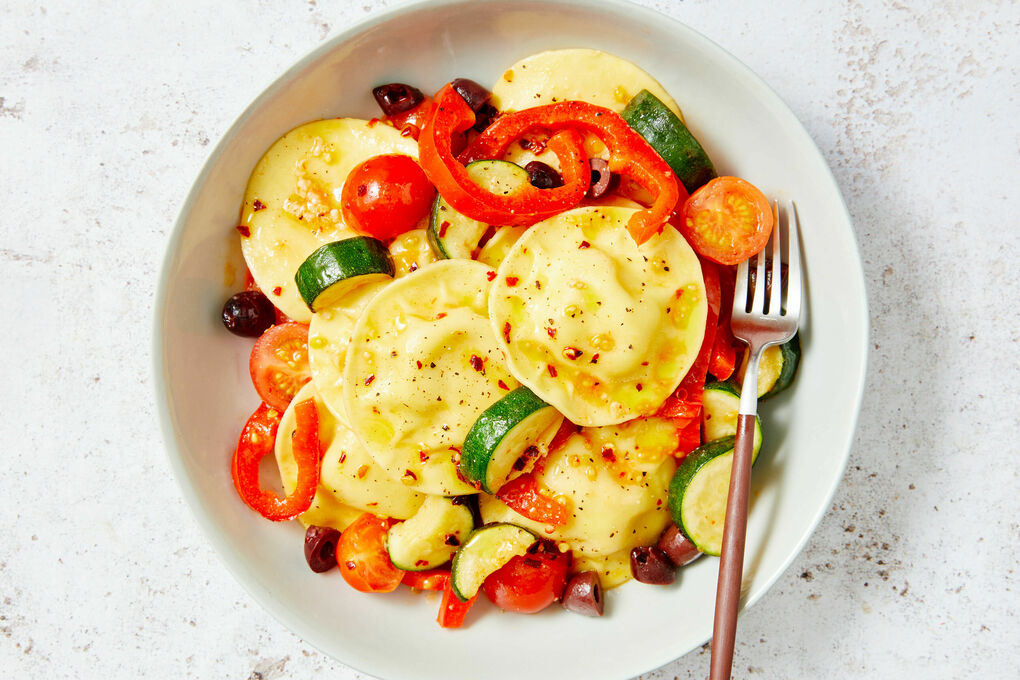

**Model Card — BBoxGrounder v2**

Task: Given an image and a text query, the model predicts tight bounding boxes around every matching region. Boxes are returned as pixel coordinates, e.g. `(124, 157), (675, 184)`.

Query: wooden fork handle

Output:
(709, 413), (758, 680)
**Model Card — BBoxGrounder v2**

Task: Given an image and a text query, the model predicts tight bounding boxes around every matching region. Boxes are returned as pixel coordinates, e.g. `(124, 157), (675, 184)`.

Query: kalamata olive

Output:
(304, 525), (341, 573)
(451, 78), (491, 112)
(630, 546), (676, 585)
(587, 158), (615, 199)
(472, 103), (499, 132)
(372, 83), (425, 116)
(525, 161), (564, 190)
(657, 524), (702, 567)
(561, 570), (604, 617)
(221, 290), (276, 337)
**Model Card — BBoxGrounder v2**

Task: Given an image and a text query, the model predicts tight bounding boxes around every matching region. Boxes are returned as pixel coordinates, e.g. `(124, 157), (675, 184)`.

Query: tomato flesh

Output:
(340, 154), (435, 241)
(680, 176), (773, 265)
(337, 513), (405, 593)
(249, 322), (311, 412)
(482, 549), (570, 614)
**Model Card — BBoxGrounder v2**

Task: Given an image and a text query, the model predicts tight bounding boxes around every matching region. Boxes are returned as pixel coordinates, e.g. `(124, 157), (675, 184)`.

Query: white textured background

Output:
(1, 0), (1018, 678)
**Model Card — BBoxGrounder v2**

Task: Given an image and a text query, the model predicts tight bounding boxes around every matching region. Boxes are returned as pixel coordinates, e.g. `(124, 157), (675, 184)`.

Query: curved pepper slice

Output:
(496, 473), (570, 526)
(462, 100), (685, 243)
(231, 399), (321, 521)
(419, 84), (591, 227)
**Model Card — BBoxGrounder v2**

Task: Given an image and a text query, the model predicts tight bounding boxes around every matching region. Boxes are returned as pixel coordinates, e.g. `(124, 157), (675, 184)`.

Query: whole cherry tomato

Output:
(340, 154), (435, 241)
(482, 548), (570, 614)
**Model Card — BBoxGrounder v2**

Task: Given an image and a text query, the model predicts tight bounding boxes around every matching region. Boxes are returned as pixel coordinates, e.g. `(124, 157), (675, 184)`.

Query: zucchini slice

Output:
(621, 89), (717, 194)
(386, 495), (475, 571)
(428, 160), (530, 259)
(702, 382), (762, 461)
(450, 523), (537, 601)
(736, 334), (801, 399)
(667, 437), (740, 556)
(460, 387), (564, 493)
(295, 237), (394, 312)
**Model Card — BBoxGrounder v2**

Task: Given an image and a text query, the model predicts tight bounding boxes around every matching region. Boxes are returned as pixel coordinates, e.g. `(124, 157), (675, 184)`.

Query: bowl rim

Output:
(152, 0), (869, 676)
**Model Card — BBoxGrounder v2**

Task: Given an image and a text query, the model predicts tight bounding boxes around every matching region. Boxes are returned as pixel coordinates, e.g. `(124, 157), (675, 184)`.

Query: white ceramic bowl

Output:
(154, 1), (868, 678)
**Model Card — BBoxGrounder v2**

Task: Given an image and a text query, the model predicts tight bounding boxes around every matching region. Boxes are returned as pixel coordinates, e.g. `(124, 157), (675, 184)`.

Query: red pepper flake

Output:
(601, 446), (617, 463)
(419, 451), (430, 463)
(236, 225), (250, 237)
(252, 199), (266, 212)
(436, 312), (448, 319)
(409, 263), (418, 272)
(415, 559), (429, 567)
(502, 322), (511, 343)
(563, 346), (583, 360)
(346, 561), (357, 570)
(357, 184), (367, 197)
(357, 465), (369, 478)
(338, 452), (347, 464)
(448, 446), (461, 454)
(444, 534), (460, 546)
(590, 353), (600, 364)
(675, 288), (685, 298)
(271, 286), (282, 296)
(400, 124), (419, 138)
(402, 469), (418, 482)
(367, 502), (378, 507)
(578, 240), (591, 249)
(656, 498), (663, 507)
(641, 361), (649, 366)
(486, 270), (497, 281)
(505, 276), (520, 287)
(469, 354), (485, 374)
(636, 383), (643, 392)
(547, 364), (558, 378)
(364, 374), (375, 386)
(416, 360), (423, 369)
(497, 379), (510, 390)
(546, 326), (557, 339)
(439, 220), (451, 238)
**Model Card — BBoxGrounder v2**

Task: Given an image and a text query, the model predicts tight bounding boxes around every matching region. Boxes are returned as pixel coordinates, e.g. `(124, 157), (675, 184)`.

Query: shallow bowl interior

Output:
(155, 1), (868, 678)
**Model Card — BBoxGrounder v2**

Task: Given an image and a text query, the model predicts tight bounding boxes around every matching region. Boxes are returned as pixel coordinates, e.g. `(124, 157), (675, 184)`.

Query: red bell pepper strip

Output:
(402, 568), (451, 591)
(657, 260), (721, 442)
(231, 399), (321, 521)
(496, 473), (570, 526)
(438, 582), (477, 628)
(708, 265), (738, 380)
(418, 84), (590, 226)
(461, 100), (685, 244)
(675, 417), (703, 458)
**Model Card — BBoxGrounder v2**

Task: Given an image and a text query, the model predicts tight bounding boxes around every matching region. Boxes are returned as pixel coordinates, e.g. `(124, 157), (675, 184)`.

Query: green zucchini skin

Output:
(294, 237), (394, 311)
(459, 386), (560, 494)
(621, 89), (717, 194)
(386, 495), (475, 571)
(667, 437), (736, 555)
(450, 522), (537, 601)
(761, 333), (801, 400)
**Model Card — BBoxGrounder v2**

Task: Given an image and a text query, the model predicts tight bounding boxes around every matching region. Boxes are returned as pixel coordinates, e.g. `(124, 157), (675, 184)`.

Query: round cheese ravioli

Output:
(489, 206), (707, 426)
(343, 260), (519, 495)
(479, 417), (678, 584)
(239, 118), (418, 322)
(308, 280), (388, 424)
(491, 48), (683, 119)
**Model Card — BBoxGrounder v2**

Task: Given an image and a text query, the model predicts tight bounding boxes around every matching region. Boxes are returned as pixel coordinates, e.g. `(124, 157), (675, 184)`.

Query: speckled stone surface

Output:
(1, 0), (1017, 678)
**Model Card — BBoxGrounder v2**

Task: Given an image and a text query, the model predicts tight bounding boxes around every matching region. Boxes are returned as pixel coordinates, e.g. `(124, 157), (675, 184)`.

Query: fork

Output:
(709, 202), (802, 680)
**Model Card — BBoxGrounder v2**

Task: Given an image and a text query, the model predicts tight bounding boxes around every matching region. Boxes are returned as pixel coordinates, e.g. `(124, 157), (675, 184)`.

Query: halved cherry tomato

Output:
(340, 154), (435, 241)
(402, 568), (451, 591)
(495, 473), (570, 526)
(337, 512), (405, 593)
(482, 548), (570, 614)
(680, 176), (773, 265)
(249, 321), (311, 412)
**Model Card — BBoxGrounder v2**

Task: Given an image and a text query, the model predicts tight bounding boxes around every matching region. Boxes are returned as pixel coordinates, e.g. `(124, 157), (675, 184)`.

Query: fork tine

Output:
(768, 201), (782, 316)
(734, 257), (749, 316)
(751, 214), (769, 313)
(785, 202), (802, 319)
